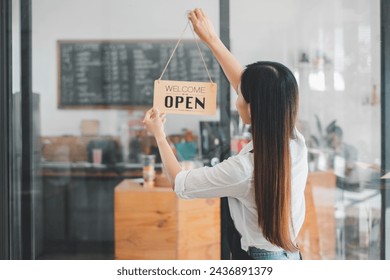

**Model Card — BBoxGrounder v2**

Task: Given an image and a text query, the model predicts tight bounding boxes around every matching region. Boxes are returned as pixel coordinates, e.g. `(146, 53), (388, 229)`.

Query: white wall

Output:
(29, 0), (219, 136)
(21, 0), (380, 164)
(230, 0), (381, 163)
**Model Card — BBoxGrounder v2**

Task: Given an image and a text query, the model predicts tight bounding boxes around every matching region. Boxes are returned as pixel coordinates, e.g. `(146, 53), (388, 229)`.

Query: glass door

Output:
(10, 0), (224, 260)
(230, 0), (381, 259)
(6, 0), (388, 260)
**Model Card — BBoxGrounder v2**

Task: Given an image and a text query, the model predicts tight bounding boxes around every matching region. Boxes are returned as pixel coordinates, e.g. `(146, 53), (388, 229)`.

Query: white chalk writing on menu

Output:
(58, 40), (220, 108)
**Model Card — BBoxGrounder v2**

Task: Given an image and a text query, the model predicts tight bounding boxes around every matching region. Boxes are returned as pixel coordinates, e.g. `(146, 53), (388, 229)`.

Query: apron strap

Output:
(225, 200), (253, 260)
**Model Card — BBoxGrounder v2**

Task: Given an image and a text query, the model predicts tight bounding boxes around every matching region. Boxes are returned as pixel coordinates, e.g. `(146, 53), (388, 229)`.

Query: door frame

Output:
(381, 0), (390, 260)
(0, 0), (12, 260)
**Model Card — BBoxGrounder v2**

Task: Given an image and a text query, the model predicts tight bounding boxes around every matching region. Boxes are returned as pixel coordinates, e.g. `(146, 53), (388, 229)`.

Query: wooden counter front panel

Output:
(177, 199), (220, 259)
(114, 181), (221, 260)
(115, 189), (177, 259)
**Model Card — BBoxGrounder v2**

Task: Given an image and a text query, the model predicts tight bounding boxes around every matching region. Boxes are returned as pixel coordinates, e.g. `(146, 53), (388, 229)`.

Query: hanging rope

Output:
(158, 20), (213, 83)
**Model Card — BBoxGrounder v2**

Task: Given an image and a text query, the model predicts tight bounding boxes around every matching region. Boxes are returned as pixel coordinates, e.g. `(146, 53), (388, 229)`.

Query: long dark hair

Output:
(240, 61), (299, 252)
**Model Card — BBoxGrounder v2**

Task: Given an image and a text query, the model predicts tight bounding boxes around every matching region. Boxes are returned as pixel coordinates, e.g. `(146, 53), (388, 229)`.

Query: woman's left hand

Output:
(143, 108), (167, 139)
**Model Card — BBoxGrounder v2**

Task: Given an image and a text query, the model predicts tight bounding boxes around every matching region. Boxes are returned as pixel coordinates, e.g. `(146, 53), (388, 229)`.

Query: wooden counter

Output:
(114, 180), (221, 260)
(297, 171), (337, 259)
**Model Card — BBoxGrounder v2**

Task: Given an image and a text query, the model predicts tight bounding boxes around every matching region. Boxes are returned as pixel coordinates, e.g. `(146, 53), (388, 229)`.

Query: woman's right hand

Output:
(188, 8), (243, 93)
(188, 8), (218, 46)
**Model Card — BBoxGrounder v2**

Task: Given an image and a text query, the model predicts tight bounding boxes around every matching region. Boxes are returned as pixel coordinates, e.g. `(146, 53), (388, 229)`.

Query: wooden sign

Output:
(153, 80), (217, 115)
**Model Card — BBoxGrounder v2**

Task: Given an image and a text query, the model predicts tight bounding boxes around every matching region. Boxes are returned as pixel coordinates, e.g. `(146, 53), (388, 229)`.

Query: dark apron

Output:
(226, 201), (253, 260)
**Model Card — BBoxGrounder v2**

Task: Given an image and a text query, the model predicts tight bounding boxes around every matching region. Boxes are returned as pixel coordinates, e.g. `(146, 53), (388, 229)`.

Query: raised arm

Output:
(188, 8), (243, 93)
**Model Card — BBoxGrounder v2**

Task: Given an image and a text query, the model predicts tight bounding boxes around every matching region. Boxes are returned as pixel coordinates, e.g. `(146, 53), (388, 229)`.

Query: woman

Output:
(143, 8), (308, 260)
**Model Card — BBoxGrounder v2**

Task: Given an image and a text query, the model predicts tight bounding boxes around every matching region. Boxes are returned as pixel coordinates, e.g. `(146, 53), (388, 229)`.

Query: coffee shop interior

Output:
(2, 0), (390, 260)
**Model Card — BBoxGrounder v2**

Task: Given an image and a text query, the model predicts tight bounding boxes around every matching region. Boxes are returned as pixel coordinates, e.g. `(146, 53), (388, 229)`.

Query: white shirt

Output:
(174, 129), (308, 252)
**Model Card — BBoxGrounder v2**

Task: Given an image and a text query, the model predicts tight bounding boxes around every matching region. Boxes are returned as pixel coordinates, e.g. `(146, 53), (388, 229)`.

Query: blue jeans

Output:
(247, 247), (302, 260)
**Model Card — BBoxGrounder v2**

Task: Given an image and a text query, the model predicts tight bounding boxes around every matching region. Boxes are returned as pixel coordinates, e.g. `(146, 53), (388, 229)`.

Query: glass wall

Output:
(9, 0), (383, 260)
(10, 0), (22, 259)
(230, 0), (381, 259)
(11, 0), (223, 260)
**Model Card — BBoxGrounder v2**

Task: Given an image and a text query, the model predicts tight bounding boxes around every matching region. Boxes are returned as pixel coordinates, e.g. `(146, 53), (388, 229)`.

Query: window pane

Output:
(231, 0), (381, 259)
(21, 0), (221, 260)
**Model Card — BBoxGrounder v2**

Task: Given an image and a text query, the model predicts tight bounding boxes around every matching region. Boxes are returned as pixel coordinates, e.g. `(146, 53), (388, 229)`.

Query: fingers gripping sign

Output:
(187, 8), (217, 45)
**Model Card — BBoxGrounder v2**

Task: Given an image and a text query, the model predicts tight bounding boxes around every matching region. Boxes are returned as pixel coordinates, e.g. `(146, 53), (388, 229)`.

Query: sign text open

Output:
(153, 80), (217, 115)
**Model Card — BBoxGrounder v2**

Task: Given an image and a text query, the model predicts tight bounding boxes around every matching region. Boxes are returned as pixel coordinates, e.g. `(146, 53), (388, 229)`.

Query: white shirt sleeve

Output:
(174, 153), (253, 199)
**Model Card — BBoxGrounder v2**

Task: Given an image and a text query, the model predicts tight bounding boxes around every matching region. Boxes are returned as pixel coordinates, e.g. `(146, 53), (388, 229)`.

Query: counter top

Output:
(115, 179), (172, 192)
(39, 161), (161, 178)
(40, 161), (162, 170)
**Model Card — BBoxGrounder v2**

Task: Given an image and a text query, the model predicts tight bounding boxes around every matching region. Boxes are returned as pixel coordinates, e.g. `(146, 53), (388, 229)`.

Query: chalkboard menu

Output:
(57, 40), (220, 108)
